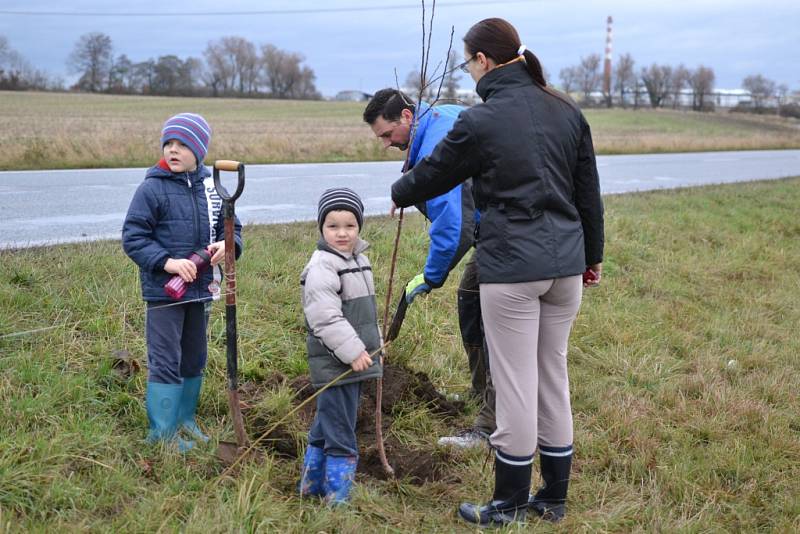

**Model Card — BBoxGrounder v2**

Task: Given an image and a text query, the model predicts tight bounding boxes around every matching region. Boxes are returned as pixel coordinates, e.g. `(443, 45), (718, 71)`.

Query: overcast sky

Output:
(1, 0), (798, 96)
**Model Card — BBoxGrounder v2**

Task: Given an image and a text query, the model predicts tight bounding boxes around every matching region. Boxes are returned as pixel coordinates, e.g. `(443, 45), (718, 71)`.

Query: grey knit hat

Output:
(317, 187), (364, 232)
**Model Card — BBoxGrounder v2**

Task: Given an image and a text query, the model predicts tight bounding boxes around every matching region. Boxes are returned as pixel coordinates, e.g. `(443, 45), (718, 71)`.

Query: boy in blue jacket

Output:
(122, 113), (243, 451)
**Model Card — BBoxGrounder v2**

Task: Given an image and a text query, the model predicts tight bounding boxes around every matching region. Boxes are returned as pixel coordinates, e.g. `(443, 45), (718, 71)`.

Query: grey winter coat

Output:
(301, 238), (383, 389)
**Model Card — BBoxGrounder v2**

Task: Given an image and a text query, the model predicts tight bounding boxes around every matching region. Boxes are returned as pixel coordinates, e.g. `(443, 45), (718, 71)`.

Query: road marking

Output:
(4, 213), (125, 226)
(235, 204), (301, 213)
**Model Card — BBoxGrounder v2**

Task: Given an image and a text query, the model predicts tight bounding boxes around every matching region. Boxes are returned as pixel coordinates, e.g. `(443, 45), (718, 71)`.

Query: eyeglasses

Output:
(458, 55), (475, 73)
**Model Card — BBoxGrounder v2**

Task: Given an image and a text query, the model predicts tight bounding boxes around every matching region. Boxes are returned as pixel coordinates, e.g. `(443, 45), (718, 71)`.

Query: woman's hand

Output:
(350, 351), (374, 372)
(583, 262), (603, 288)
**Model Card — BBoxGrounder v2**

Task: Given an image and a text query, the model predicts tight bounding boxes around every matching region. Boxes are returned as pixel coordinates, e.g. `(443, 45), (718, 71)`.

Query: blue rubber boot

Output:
(146, 382), (194, 452)
(324, 455), (358, 505)
(298, 445), (326, 498)
(177, 376), (210, 443)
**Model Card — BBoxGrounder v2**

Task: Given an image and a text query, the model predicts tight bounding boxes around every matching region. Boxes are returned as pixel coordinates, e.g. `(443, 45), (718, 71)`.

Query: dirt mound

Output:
(359, 437), (460, 483)
(237, 364), (466, 485)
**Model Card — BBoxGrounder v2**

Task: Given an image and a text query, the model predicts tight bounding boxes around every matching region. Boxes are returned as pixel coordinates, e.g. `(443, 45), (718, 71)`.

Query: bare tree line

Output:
(74, 32), (320, 99)
(3, 30), (798, 113)
(560, 53), (718, 111)
(0, 36), (62, 91)
(557, 51), (798, 117)
(1, 32), (320, 99)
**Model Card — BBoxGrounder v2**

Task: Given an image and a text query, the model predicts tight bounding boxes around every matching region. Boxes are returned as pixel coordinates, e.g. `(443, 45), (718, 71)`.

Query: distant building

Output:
(576, 86), (763, 110)
(334, 90), (371, 102)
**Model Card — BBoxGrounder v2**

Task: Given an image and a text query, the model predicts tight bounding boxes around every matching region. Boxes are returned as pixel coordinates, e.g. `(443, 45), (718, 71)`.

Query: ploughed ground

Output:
(225, 364), (467, 484)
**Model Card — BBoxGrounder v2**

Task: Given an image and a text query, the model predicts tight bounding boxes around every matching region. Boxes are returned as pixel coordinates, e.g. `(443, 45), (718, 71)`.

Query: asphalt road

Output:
(1, 149), (798, 249)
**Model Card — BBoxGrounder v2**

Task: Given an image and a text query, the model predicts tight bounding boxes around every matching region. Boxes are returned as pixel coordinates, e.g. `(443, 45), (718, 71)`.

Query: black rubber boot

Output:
(529, 448), (572, 523)
(458, 455), (531, 527)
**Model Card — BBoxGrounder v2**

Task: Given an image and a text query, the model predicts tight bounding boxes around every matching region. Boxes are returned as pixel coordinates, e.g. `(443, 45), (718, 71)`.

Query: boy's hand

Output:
(207, 240), (226, 266)
(350, 351), (374, 372)
(164, 258), (197, 283)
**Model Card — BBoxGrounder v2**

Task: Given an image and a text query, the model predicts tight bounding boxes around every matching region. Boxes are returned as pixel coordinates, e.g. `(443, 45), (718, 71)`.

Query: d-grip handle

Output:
(213, 160), (245, 202)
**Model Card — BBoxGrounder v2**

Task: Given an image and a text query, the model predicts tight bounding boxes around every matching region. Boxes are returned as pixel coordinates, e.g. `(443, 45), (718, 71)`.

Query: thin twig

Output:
(432, 29), (456, 103)
(376, 0), (453, 479)
(413, 24), (455, 124)
(216, 342), (392, 481)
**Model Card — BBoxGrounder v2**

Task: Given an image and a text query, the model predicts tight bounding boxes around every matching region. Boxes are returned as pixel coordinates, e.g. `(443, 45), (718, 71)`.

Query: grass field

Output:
(1, 178), (799, 531)
(1, 91), (799, 170)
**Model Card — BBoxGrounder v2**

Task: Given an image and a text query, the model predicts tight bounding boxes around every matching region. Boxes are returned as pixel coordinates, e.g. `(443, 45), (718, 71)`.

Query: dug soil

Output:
(237, 364), (467, 484)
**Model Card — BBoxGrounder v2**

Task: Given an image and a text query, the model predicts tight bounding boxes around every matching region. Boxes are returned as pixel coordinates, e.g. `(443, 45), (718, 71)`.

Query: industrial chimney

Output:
(603, 15), (613, 107)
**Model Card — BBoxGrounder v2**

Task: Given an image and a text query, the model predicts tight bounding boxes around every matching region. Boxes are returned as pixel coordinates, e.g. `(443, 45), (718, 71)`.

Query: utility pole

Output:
(603, 15), (613, 107)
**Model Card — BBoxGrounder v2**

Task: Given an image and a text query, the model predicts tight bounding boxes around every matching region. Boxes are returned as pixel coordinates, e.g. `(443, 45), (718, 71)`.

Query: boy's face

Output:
(163, 139), (198, 173)
(322, 210), (359, 254)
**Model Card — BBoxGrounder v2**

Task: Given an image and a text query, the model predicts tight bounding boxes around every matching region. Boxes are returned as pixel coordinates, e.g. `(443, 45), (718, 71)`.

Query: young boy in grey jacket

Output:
(298, 187), (383, 504)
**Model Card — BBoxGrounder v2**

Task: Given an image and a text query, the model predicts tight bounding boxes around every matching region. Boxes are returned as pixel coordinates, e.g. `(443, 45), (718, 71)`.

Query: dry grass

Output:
(1, 91), (799, 170)
(0, 91), (394, 170)
(587, 107), (800, 154)
(1, 178), (800, 531)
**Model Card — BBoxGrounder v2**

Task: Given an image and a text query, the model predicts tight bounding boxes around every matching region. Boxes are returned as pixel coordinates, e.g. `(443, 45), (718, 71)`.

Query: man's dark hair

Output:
(362, 88), (416, 124)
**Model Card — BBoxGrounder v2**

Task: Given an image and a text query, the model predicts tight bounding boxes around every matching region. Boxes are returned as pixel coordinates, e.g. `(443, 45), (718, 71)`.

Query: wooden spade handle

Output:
(214, 160), (242, 172)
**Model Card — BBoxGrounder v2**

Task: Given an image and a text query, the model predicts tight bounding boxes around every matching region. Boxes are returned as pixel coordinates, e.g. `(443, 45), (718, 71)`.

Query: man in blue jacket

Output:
(364, 89), (494, 447)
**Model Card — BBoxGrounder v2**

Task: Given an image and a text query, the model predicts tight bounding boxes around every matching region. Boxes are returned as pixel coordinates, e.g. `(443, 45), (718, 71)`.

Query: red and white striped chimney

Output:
(603, 15), (613, 99)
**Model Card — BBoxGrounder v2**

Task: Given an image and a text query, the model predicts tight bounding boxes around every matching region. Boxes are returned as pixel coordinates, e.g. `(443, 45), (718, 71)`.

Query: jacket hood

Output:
(145, 158), (210, 182)
(475, 60), (532, 102)
(316, 237), (370, 259)
(407, 101), (432, 163)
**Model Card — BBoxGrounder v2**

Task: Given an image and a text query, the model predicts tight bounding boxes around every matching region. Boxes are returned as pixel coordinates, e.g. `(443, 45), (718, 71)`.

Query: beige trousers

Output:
(480, 275), (582, 460)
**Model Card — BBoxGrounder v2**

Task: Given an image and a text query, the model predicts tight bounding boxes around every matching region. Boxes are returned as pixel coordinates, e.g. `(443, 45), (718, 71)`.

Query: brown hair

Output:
(464, 18), (573, 106)
(363, 88), (415, 125)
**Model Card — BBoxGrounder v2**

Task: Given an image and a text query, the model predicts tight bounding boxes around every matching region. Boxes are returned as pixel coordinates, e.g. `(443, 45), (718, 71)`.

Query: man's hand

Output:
(351, 351), (374, 372)
(207, 240), (226, 266)
(389, 201), (398, 218)
(405, 273), (432, 304)
(164, 258), (197, 283)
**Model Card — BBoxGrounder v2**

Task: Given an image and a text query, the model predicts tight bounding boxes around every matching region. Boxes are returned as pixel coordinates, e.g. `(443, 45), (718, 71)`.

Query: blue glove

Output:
(405, 273), (432, 304)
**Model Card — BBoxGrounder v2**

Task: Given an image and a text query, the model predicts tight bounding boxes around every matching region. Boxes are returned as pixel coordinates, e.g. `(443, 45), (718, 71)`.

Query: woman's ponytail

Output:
(523, 49), (546, 87)
(464, 17), (575, 108)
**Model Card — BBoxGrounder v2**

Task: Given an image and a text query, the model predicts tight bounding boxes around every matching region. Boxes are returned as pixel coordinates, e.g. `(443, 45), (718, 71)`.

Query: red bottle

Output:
(164, 247), (212, 300)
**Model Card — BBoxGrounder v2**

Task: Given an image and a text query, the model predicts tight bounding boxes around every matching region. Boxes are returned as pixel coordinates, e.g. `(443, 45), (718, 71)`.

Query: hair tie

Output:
(517, 44), (527, 56)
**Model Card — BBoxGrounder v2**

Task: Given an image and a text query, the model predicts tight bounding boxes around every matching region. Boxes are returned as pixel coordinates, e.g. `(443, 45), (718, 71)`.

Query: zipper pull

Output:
(186, 172), (191, 188)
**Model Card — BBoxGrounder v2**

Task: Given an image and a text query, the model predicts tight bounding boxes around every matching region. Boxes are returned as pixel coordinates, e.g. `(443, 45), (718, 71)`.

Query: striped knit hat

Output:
(160, 113), (212, 165)
(317, 187), (364, 232)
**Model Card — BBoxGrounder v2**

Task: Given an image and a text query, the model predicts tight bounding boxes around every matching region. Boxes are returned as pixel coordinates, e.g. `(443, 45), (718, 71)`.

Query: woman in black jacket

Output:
(391, 18), (604, 526)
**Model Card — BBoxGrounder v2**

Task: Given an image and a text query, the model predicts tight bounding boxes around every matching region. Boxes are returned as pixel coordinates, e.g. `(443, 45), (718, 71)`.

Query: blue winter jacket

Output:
(407, 103), (476, 287)
(122, 160), (243, 302)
